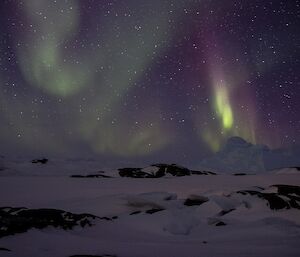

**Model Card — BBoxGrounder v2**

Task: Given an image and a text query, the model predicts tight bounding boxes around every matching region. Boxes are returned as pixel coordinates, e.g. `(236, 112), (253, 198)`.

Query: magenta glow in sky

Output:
(0, 0), (299, 165)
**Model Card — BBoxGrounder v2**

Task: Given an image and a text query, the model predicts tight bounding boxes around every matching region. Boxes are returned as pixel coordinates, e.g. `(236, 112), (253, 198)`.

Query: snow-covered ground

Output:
(0, 162), (300, 257)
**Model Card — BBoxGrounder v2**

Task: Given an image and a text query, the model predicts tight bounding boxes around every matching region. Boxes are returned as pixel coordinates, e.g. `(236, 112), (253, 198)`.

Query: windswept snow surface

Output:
(0, 168), (300, 257)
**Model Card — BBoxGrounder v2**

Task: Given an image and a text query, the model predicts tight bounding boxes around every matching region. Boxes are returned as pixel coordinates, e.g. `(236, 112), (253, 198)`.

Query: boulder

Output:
(31, 158), (48, 164)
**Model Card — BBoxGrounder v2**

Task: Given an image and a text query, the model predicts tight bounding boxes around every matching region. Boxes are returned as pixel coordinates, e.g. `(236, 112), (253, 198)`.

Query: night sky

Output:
(0, 0), (299, 166)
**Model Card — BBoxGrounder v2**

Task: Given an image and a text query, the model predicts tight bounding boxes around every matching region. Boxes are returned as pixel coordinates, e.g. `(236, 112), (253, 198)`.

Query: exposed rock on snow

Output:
(118, 167), (153, 178)
(0, 247), (11, 251)
(145, 208), (165, 214)
(273, 184), (300, 196)
(0, 156), (6, 171)
(215, 221), (227, 226)
(184, 195), (209, 206)
(207, 217), (227, 226)
(0, 207), (98, 238)
(31, 158), (48, 164)
(236, 184), (300, 210)
(119, 164), (215, 178)
(152, 163), (191, 176)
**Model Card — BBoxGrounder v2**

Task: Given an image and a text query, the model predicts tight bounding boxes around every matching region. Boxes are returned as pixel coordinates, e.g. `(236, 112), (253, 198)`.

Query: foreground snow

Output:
(0, 171), (300, 257)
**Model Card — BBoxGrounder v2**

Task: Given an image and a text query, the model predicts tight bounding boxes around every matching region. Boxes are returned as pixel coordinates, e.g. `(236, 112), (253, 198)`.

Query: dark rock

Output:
(152, 163), (191, 177)
(272, 184), (300, 196)
(31, 158), (48, 164)
(272, 185), (300, 209)
(0, 207), (98, 238)
(118, 164), (215, 178)
(217, 208), (235, 216)
(129, 211), (141, 215)
(233, 173), (247, 176)
(118, 165), (169, 178)
(253, 186), (265, 190)
(151, 166), (166, 177)
(164, 194), (177, 201)
(99, 217), (112, 221)
(237, 185), (300, 210)
(145, 208), (164, 214)
(237, 190), (260, 196)
(184, 196), (209, 206)
(118, 168), (152, 178)
(208, 218), (226, 226)
(0, 247), (11, 251)
(215, 221), (226, 226)
(240, 190), (287, 210)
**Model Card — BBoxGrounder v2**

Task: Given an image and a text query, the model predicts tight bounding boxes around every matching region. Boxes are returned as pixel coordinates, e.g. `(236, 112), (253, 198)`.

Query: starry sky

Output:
(0, 0), (299, 166)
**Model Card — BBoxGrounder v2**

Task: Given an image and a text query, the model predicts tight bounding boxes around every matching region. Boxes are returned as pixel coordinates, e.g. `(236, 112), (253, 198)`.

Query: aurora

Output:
(0, 0), (298, 166)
